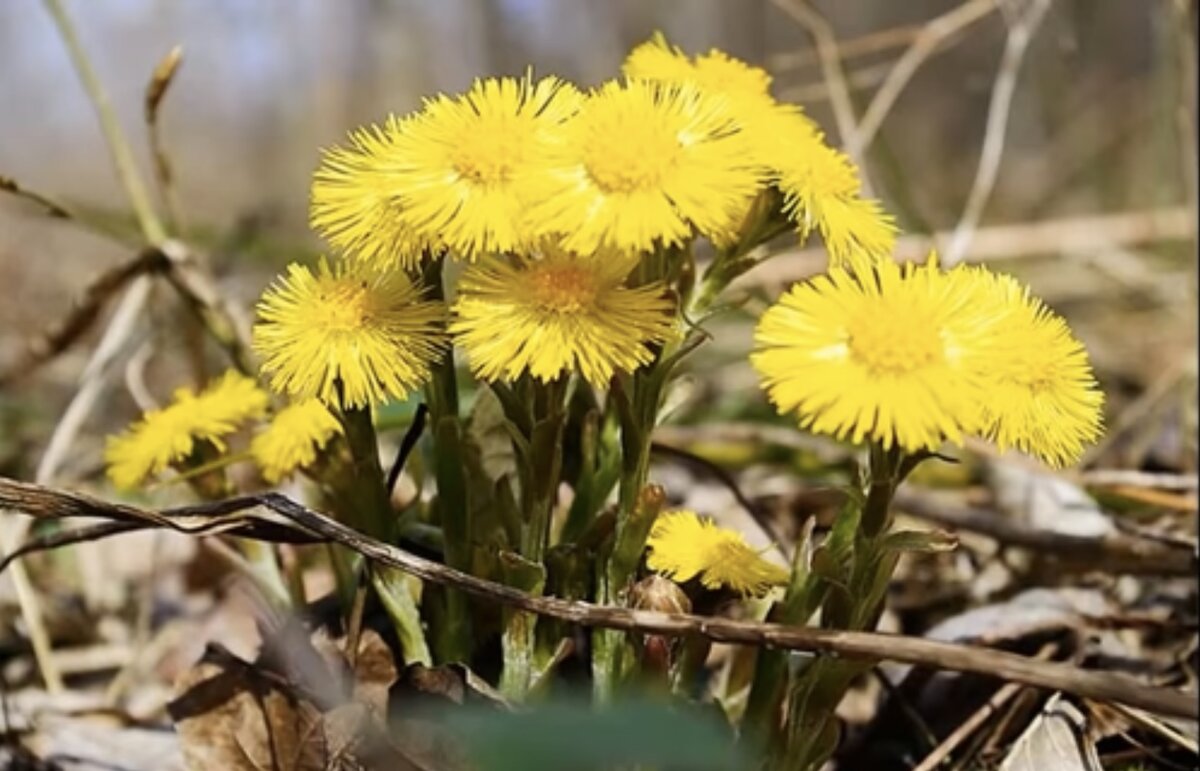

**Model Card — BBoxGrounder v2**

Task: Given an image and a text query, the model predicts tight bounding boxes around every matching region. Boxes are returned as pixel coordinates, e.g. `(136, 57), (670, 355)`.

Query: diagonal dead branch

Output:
(891, 487), (1198, 577)
(0, 476), (1193, 720)
(0, 249), (166, 387)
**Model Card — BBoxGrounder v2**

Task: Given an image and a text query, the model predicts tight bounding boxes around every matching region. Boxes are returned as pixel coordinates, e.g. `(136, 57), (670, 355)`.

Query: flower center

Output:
(452, 120), (524, 185)
(530, 264), (598, 313)
(316, 281), (371, 331)
(583, 123), (680, 194)
(847, 304), (943, 375)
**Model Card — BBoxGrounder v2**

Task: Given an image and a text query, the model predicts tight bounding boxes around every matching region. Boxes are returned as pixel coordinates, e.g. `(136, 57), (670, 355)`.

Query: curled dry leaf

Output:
(999, 696), (1103, 771)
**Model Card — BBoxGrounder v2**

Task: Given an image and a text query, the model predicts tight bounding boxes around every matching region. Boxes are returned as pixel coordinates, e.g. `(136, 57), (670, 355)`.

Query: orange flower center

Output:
(530, 263), (598, 313)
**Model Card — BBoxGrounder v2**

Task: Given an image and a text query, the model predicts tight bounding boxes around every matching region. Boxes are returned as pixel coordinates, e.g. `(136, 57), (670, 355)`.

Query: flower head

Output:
(524, 78), (761, 253)
(771, 117), (896, 269)
(311, 115), (436, 270)
(646, 510), (788, 597)
(105, 371), (268, 491)
(752, 256), (998, 452)
(625, 33), (774, 110)
(253, 258), (446, 409)
(450, 243), (675, 386)
(624, 35), (895, 267)
(311, 76), (581, 265)
(251, 399), (344, 483)
(979, 276), (1104, 467)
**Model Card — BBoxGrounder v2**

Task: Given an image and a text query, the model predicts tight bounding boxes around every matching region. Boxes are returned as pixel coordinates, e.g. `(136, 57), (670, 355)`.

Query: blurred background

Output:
(0, 0), (1195, 482)
(0, 4), (1195, 768)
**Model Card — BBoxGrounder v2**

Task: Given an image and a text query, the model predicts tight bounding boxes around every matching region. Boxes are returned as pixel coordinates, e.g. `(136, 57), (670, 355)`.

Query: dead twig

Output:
(892, 487), (1197, 577)
(943, 0), (1053, 265)
(0, 249), (166, 387)
(144, 45), (185, 235)
(0, 476), (1194, 720)
(768, 0), (867, 182)
(853, 0), (998, 156)
(740, 207), (1193, 290)
(912, 643), (1058, 771)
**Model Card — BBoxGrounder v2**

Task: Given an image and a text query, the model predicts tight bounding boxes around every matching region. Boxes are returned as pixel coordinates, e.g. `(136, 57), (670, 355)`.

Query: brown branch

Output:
(0, 249), (166, 387)
(892, 487), (1197, 577)
(0, 477), (1193, 720)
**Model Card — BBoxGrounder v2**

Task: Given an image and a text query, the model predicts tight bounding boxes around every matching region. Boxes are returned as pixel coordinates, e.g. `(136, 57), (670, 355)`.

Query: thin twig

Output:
(1078, 469), (1197, 492)
(387, 403), (429, 495)
(769, 0), (867, 182)
(943, 0), (1053, 265)
(741, 206), (1192, 289)
(42, 0), (166, 246)
(0, 477), (1193, 720)
(911, 643), (1058, 771)
(891, 487), (1196, 577)
(769, 21), (927, 71)
(0, 249), (165, 387)
(853, 0), (998, 156)
(144, 45), (185, 235)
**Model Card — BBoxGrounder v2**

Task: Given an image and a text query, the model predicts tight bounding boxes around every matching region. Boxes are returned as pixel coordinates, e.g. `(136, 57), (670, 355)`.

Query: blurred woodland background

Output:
(0, 0), (1195, 459)
(0, 1), (1195, 769)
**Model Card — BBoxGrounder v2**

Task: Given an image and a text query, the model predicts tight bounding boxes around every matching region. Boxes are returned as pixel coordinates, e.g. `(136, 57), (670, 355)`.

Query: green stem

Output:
(418, 255), (474, 664)
(336, 402), (434, 661)
(373, 566), (432, 666)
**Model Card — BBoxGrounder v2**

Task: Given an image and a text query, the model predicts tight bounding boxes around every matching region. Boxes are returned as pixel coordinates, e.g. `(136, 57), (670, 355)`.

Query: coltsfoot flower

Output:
(450, 243), (675, 386)
(311, 75), (582, 266)
(250, 398), (344, 483)
(525, 78), (761, 253)
(752, 256), (999, 452)
(625, 34), (895, 267)
(253, 258), (446, 409)
(310, 114), (435, 270)
(105, 371), (268, 491)
(646, 510), (789, 597)
(977, 274), (1104, 467)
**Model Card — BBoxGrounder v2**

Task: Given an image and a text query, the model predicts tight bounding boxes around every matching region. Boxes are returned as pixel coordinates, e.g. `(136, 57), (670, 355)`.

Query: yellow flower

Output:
(251, 399), (344, 483)
(311, 76), (581, 265)
(450, 244), (675, 386)
(625, 34), (895, 267)
(392, 75), (583, 259)
(624, 33), (774, 110)
(524, 78), (761, 253)
(767, 111), (896, 269)
(311, 115), (435, 270)
(105, 371), (268, 491)
(752, 256), (998, 452)
(646, 510), (789, 597)
(979, 276), (1104, 467)
(253, 258), (446, 409)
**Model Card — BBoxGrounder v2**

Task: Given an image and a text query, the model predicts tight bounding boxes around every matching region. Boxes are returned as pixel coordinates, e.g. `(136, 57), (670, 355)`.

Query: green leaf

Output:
(446, 699), (749, 771)
(880, 528), (958, 554)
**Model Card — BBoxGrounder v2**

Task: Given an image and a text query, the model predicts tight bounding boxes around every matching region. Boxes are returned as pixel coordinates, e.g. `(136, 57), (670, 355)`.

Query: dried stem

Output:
(943, 0), (1053, 265)
(0, 477), (1193, 720)
(853, 0), (998, 156)
(769, 0), (867, 184)
(42, 0), (166, 246)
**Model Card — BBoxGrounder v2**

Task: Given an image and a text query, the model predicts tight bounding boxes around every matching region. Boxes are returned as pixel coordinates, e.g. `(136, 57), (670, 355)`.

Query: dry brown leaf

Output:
(169, 658), (327, 771)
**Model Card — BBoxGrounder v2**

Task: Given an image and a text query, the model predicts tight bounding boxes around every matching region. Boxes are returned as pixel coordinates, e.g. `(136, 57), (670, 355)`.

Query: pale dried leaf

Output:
(999, 696), (1103, 771)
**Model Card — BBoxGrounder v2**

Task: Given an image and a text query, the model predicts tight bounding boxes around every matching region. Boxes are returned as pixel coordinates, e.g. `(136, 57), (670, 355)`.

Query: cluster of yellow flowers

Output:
(104, 372), (341, 490)
(102, 35), (1103, 597)
(753, 256), (1104, 468)
(254, 33), (896, 411)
